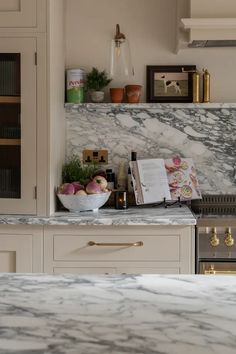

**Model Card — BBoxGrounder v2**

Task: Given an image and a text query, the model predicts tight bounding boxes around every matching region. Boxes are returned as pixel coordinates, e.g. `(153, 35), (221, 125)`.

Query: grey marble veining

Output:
(0, 273), (236, 354)
(65, 103), (236, 194)
(0, 205), (196, 225)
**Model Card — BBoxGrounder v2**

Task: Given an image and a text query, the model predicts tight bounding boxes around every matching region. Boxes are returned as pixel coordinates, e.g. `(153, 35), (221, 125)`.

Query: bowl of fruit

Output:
(57, 156), (111, 212)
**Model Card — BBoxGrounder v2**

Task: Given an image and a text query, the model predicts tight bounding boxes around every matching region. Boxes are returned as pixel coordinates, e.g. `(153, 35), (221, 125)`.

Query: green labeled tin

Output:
(66, 69), (85, 103)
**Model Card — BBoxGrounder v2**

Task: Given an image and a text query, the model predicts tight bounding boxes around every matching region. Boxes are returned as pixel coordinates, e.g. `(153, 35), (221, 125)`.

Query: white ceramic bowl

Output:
(57, 191), (111, 212)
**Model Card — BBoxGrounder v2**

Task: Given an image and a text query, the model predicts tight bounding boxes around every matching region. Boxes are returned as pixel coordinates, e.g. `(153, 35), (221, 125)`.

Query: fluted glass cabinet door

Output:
(0, 38), (36, 214)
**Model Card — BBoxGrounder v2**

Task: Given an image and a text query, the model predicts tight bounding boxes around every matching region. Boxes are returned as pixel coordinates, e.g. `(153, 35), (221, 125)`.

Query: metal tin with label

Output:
(66, 69), (85, 103)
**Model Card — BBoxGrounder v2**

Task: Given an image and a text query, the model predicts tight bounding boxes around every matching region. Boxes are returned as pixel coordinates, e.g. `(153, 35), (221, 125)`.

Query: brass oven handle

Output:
(204, 264), (236, 275)
(88, 241), (143, 247)
(204, 270), (236, 275)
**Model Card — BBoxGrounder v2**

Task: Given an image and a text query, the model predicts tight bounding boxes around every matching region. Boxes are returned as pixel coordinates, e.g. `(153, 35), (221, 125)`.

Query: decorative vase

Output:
(110, 88), (124, 103)
(125, 85), (142, 103)
(90, 91), (104, 103)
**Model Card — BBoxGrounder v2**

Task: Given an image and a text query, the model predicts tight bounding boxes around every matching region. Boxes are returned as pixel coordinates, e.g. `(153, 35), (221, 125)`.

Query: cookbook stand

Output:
(157, 197), (183, 208)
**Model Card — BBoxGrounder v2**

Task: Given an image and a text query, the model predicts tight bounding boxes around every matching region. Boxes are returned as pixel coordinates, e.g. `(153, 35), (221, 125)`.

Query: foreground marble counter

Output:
(0, 205), (196, 226)
(0, 274), (235, 354)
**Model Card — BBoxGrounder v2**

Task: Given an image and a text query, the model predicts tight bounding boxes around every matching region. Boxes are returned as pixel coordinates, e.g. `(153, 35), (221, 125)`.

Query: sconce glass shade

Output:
(109, 25), (134, 77)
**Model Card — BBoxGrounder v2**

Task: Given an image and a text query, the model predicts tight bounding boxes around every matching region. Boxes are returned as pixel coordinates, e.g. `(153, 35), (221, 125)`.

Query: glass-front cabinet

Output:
(0, 38), (36, 214)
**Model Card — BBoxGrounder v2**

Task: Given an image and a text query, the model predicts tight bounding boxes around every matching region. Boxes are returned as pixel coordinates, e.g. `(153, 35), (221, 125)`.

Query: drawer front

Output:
(53, 234), (180, 262)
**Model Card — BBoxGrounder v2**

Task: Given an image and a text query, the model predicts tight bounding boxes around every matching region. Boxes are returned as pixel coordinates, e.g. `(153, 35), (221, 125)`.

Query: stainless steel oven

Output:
(192, 194), (236, 275)
(196, 223), (236, 274)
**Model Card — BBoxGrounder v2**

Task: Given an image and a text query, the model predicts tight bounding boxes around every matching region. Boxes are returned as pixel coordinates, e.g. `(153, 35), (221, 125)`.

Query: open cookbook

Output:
(129, 157), (202, 205)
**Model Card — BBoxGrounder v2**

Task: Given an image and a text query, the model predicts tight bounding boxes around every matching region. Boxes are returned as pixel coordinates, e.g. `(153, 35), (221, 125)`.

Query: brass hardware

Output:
(204, 265), (236, 275)
(88, 241), (143, 247)
(210, 228), (220, 247)
(115, 24), (126, 46)
(192, 71), (200, 103)
(83, 149), (108, 164)
(224, 228), (234, 247)
(204, 264), (216, 274)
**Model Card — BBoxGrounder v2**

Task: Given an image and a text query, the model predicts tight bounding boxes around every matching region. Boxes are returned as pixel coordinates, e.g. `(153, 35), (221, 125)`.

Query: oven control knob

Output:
(210, 228), (220, 247)
(225, 228), (234, 247)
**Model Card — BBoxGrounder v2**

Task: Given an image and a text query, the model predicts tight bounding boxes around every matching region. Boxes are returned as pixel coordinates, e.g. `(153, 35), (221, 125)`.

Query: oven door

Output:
(199, 261), (236, 275)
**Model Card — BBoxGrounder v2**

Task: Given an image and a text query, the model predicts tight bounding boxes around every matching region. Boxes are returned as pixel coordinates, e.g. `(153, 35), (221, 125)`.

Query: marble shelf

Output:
(65, 102), (236, 110)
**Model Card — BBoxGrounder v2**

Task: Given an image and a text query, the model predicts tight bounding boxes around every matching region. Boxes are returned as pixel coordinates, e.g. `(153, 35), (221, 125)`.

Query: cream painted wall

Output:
(65, 0), (236, 102)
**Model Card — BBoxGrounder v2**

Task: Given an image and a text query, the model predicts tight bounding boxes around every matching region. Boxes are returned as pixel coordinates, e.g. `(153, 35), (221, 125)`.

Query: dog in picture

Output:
(161, 75), (182, 94)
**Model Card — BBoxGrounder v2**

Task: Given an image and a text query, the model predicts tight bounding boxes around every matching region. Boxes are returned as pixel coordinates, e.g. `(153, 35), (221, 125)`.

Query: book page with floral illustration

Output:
(164, 157), (202, 201)
(130, 159), (171, 204)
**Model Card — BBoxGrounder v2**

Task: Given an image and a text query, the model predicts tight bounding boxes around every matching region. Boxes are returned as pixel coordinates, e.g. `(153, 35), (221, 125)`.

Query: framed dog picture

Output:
(146, 65), (196, 103)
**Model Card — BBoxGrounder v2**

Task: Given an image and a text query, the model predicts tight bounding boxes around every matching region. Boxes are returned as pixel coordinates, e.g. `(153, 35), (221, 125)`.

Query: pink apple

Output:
(86, 180), (102, 194)
(72, 181), (84, 193)
(58, 183), (75, 195)
(75, 189), (87, 196)
(93, 175), (107, 191)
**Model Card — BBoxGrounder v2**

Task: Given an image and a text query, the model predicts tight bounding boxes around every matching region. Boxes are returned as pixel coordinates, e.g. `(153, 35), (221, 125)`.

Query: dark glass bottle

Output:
(128, 151), (137, 192)
(106, 168), (115, 190)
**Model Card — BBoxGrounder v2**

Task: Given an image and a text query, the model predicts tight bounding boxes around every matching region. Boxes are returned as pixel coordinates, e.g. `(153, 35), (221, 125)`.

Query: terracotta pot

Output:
(125, 85), (142, 103)
(110, 88), (124, 103)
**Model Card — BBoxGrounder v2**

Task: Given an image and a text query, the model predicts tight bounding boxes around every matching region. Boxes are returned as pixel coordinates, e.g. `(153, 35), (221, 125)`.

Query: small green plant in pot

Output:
(86, 67), (112, 103)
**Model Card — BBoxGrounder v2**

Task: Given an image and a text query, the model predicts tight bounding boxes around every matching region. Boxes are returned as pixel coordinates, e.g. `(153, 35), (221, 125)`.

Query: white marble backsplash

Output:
(65, 103), (236, 194)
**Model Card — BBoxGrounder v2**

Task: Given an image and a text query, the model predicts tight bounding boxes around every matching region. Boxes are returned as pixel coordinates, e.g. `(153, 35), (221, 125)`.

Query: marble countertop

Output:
(0, 273), (236, 354)
(0, 205), (196, 226)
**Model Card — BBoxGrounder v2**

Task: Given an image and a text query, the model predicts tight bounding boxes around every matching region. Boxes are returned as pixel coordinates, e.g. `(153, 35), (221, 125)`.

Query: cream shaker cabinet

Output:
(44, 225), (195, 274)
(0, 225), (43, 272)
(0, 0), (65, 216)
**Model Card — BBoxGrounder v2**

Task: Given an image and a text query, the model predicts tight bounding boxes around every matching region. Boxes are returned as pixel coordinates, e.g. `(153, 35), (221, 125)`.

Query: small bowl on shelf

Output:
(57, 191), (111, 212)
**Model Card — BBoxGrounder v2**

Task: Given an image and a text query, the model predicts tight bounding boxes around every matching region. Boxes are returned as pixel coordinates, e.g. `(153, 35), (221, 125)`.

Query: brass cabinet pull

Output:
(88, 241), (143, 247)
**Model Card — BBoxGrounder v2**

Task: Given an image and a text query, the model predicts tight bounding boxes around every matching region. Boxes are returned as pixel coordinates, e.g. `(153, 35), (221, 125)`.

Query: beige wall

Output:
(65, 0), (236, 102)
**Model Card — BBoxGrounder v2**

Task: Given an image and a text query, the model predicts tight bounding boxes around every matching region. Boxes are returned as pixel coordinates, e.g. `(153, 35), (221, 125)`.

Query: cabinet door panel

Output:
(0, 0), (37, 28)
(0, 251), (16, 272)
(0, 234), (32, 272)
(0, 38), (36, 214)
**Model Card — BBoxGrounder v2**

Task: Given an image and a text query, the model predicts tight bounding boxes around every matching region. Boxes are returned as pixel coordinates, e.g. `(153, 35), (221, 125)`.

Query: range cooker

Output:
(191, 195), (236, 275)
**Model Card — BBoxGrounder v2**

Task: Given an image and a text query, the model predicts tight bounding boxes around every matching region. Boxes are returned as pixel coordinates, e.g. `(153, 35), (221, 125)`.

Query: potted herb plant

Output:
(86, 67), (112, 103)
